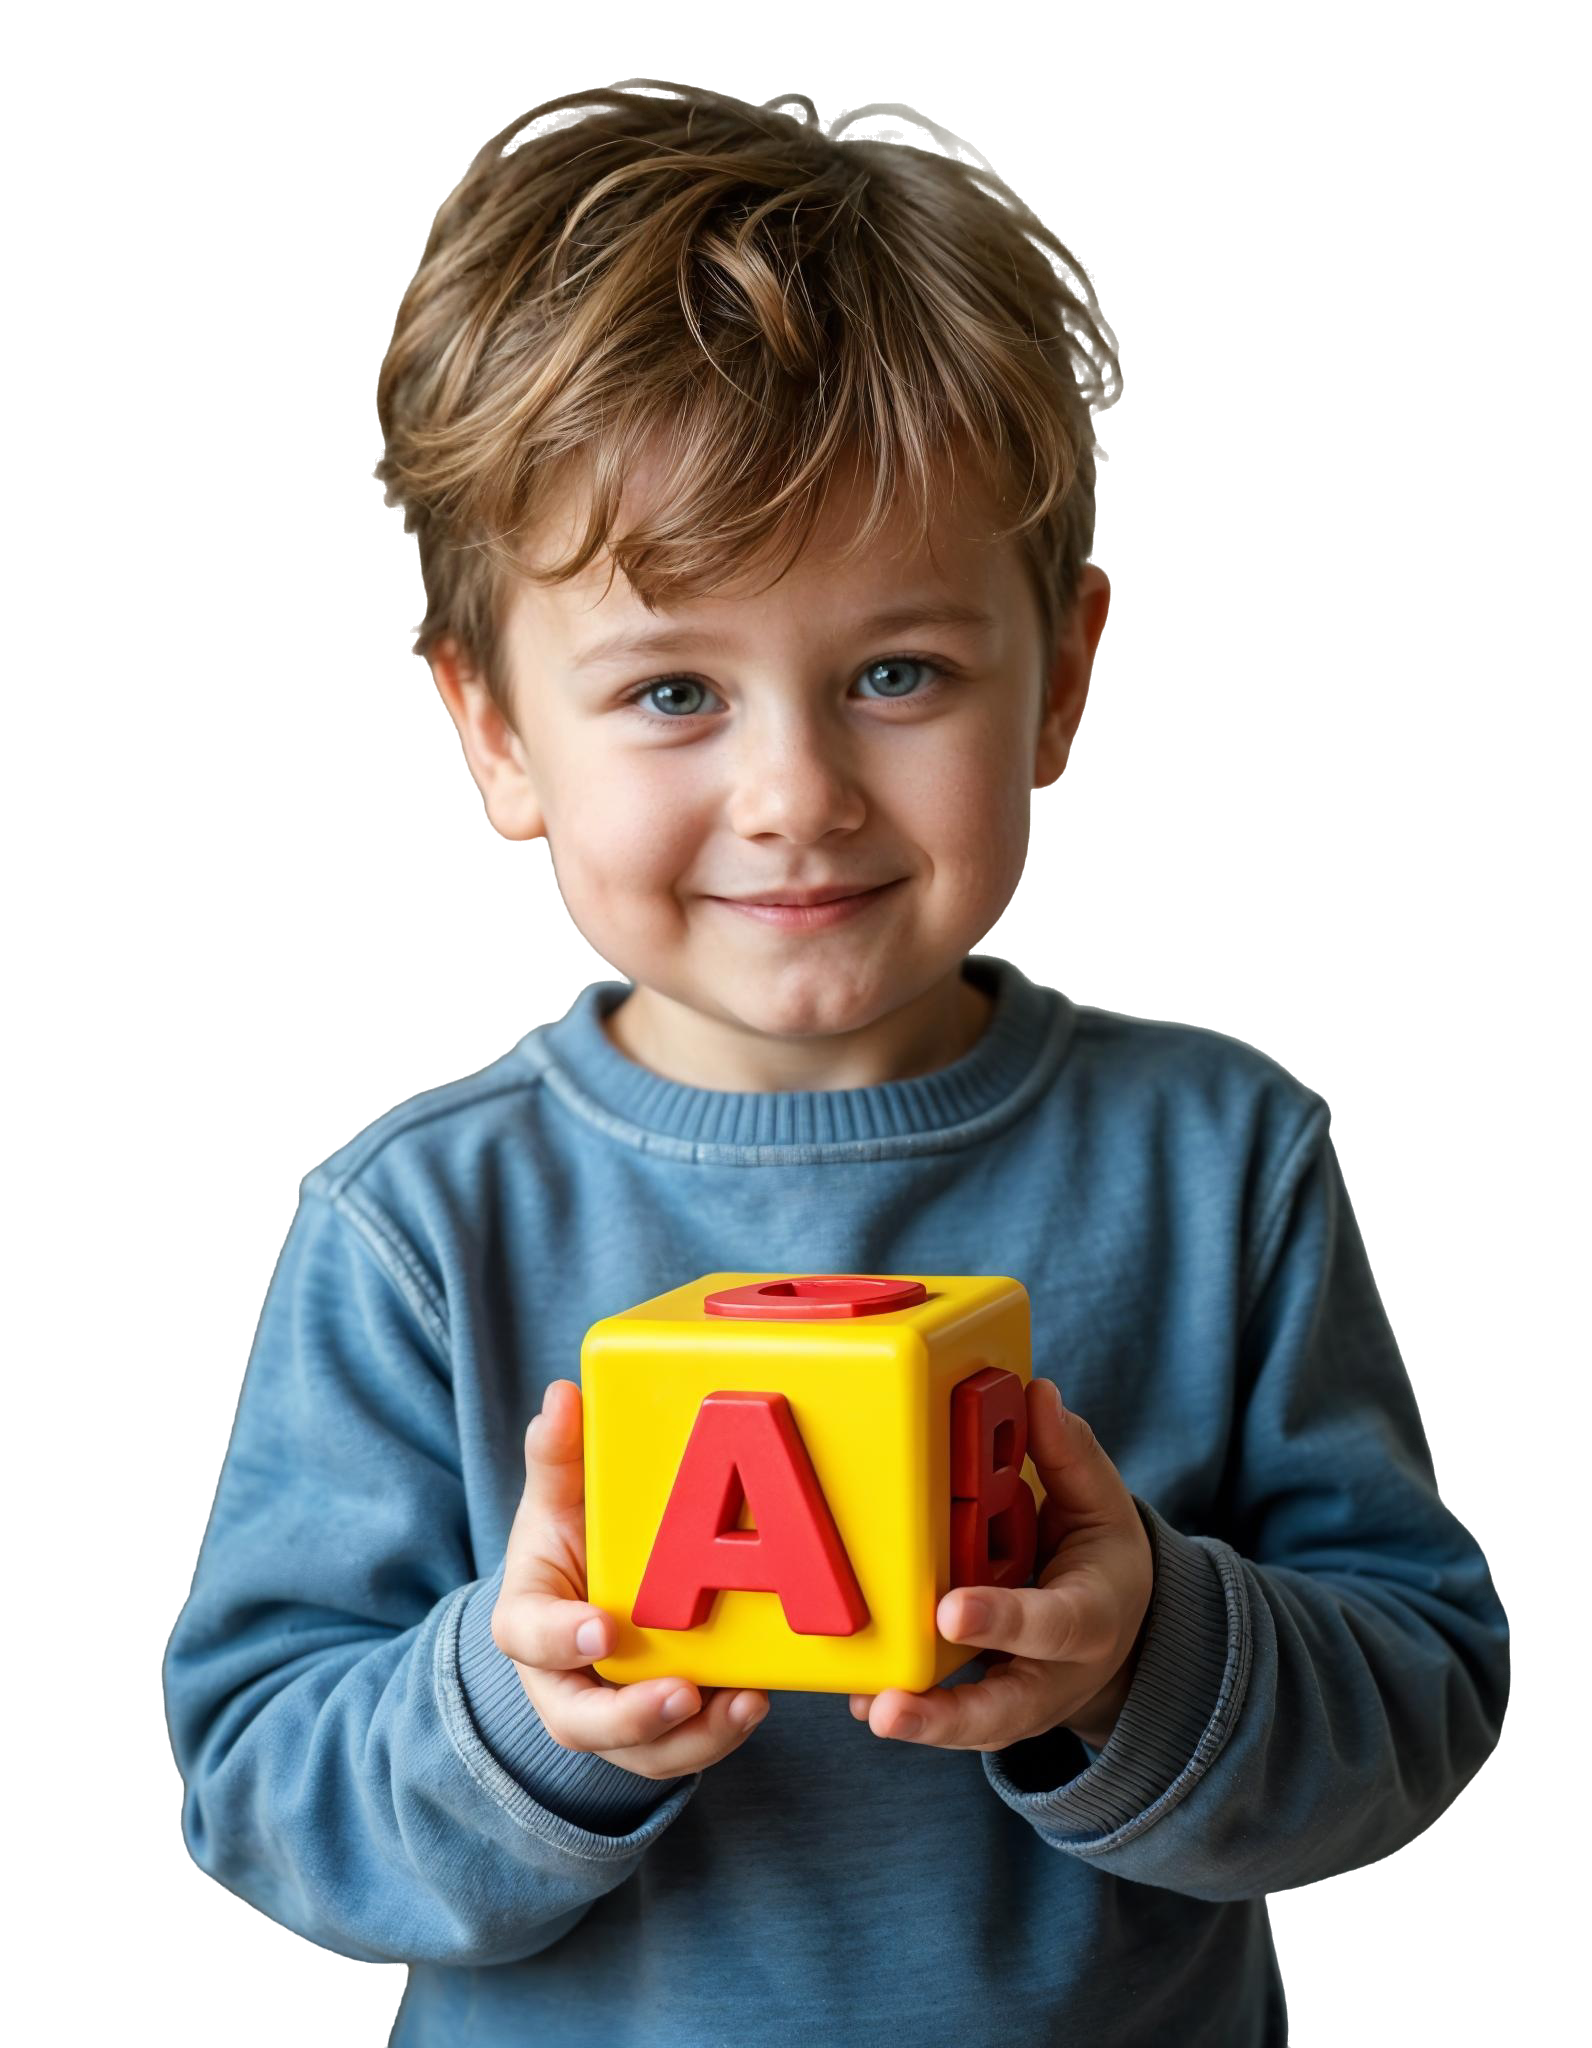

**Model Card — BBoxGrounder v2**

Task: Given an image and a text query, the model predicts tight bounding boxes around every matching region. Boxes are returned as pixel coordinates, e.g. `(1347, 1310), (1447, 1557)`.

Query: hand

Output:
(490, 1378), (772, 1779)
(849, 1377), (1154, 1753)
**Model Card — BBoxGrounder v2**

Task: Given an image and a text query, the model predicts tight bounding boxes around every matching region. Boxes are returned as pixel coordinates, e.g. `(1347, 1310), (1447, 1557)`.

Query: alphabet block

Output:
(582, 1272), (1040, 1694)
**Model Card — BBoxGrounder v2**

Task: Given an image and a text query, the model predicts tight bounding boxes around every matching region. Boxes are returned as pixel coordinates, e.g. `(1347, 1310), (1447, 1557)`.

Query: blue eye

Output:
(624, 656), (948, 723)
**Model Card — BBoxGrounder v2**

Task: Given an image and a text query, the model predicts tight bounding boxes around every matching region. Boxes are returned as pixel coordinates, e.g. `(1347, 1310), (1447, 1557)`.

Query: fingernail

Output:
(730, 1694), (766, 1730)
(662, 1687), (696, 1721)
(575, 1618), (606, 1656)
(957, 1596), (992, 1635)
(894, 1712), (926, 1739)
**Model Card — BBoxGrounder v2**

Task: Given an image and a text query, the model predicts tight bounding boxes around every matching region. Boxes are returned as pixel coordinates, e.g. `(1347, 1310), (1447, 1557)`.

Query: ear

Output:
(428, 637), (547, 842)
(1032, 569), (1106, 790)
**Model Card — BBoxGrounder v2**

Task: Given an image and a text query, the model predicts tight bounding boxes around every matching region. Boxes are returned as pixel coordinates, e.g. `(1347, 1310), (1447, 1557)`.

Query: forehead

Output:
(502, 448), (1027, 659)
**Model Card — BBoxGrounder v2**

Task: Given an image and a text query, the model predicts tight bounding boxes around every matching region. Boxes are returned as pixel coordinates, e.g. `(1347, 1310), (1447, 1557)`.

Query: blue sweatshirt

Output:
(162, 952), (1509, 2046)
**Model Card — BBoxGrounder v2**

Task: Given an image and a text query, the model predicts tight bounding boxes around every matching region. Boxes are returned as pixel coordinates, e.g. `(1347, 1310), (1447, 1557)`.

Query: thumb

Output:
(1025, 1377), (1128, 1528)
(521, 1378), (587, 1520)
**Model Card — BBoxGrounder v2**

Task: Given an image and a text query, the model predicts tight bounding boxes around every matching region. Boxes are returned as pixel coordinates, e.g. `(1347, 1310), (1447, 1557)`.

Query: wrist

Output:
(1065, 1674), (1131, 1751)
(1065, 1614), (1150, 1751)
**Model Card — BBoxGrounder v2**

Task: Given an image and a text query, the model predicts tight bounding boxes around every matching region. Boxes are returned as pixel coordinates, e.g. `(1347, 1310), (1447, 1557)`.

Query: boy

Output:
(162, 79), (1510, 2046)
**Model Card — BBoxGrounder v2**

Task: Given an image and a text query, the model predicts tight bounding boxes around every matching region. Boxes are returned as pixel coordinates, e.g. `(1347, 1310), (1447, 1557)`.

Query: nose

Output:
(723, 712), (868, 842)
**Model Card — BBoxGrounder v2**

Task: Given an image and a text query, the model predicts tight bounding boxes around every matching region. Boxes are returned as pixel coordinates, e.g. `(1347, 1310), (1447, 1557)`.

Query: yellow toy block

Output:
(582, 1272), (1042, 1695)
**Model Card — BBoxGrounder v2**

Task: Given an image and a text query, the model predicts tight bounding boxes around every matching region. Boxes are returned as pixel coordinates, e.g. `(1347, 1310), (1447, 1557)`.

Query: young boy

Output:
(162, 79), (1510, 2046)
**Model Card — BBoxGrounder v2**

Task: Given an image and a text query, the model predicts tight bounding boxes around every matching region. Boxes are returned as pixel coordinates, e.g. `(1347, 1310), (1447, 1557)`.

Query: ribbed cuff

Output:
(455, 1565), (697, 1836)
(982, 1496), (1245, 1843)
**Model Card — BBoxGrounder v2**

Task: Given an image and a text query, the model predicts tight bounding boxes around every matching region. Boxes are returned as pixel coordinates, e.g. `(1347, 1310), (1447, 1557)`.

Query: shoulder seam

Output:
(1238, 1099), (1332, 1328)
(299, 1073), (545, 1196)
(304, 1183), (451, 1356)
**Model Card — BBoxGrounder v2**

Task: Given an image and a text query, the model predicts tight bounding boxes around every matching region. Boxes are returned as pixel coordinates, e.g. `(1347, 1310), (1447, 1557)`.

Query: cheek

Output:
(560, 763), (703, 889)
(928, 769), (1032, 918)
(903, 733), (1030, 856)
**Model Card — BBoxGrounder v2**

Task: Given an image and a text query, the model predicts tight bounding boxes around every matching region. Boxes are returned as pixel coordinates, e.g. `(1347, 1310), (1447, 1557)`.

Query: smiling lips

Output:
(708, 880), (902, 928)
(719, 881), (896, 906)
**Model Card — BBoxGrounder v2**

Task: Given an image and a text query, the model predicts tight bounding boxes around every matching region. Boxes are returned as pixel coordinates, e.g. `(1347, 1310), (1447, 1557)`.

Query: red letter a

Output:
(631, 1391), (869, 1636)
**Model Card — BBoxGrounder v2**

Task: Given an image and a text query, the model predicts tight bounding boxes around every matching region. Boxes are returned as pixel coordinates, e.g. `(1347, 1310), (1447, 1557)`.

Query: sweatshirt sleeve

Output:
(162, 1184), (700, 1967)
(982, 1105), (1511, 1899)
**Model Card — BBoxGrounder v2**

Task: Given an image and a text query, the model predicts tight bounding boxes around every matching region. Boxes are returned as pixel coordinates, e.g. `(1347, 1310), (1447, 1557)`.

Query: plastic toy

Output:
(581, 1272), (1041, 1694)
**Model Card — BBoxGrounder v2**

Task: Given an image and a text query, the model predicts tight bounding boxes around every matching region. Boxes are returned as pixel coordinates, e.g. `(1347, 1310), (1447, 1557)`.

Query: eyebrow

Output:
(569, 598), (1000, 672)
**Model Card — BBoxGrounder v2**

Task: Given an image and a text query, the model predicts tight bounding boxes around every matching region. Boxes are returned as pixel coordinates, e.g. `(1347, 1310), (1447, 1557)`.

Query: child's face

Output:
(432, 456), (1109, 1088)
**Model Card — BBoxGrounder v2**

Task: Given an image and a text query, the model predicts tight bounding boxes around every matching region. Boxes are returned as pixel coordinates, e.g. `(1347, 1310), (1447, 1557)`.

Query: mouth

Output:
(706, 879), (904, 926)
(737, 888), (881, 905)
(724, 883), (892, 907)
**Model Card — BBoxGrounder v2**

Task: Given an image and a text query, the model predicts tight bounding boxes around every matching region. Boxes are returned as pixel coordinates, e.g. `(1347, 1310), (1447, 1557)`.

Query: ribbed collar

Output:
(513, 952), (1076, 1165)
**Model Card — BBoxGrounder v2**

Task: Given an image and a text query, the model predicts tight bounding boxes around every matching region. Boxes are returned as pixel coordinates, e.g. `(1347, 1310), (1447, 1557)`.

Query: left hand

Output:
(849, 1377), (1154, 1753)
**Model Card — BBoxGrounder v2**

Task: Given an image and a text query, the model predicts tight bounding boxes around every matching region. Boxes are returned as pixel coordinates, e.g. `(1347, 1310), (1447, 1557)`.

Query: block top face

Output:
(591, 1272), (1025, 1340)
(704, 1275), (927, 1319)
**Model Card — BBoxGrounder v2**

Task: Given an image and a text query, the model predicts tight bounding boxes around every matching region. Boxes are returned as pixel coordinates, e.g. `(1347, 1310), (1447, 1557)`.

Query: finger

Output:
(527, 1664), (769, 1759)
(522, 1379), (587, 1517)
(491, 1590), (616, 1672)
(597, 1684), (773, 1778)
(498, 1384), (588, 1607)
(1025, 1378), (1130, 1528)
(866, 1662), (1049, 1752)
(936, 1576), (1111, 1665)
(1039, 1487), (1069, 1561)
(848, 1693), (875, 1721)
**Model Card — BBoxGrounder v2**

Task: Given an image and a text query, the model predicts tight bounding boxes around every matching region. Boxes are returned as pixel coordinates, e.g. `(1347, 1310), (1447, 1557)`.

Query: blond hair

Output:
(374, 79), (1122, 712)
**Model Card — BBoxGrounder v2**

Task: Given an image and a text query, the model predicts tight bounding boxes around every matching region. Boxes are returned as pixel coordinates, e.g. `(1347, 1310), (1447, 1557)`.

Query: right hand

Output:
(490, 1378), (772, 1779)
